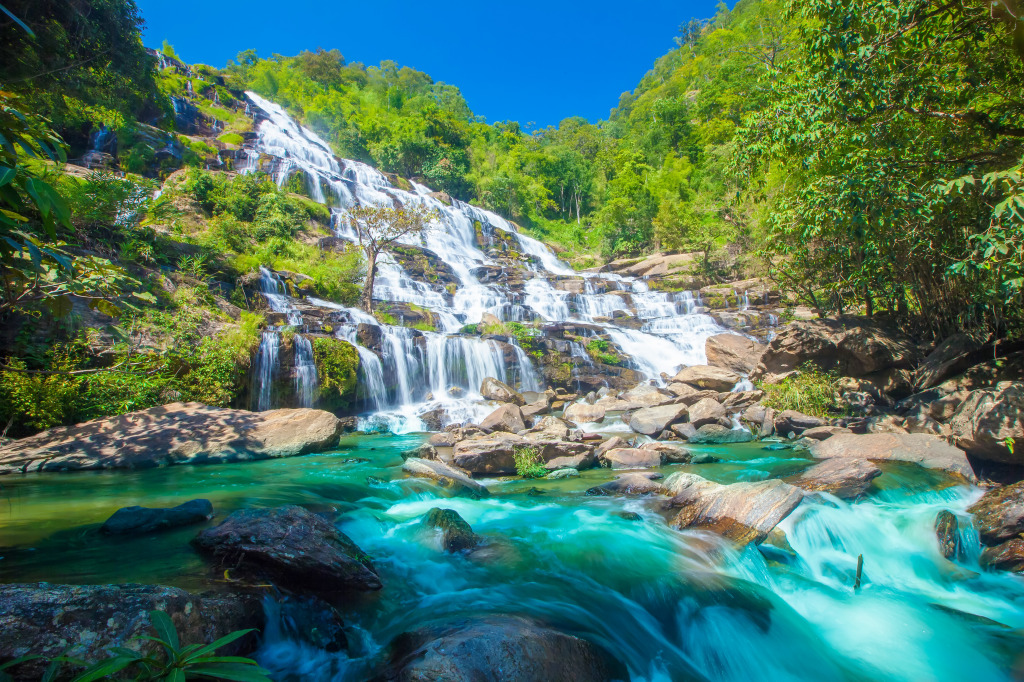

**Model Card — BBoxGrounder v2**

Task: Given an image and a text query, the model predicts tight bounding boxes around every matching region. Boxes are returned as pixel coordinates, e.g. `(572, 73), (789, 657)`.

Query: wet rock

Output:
(587, 472), (669, 496)
(809, 432), (975, 480)
(101, 499), (213, 535)
(545, 467), (579, 479)
(480, 377), (525, 405)
(666, 474), (803, 545)
(420, 408), (448, 431)
(0, 583), (263, 680)
(478, 404), (527, 434)
(949, 382), (1024, 464)
(373, 616), (624, 682)
(357, 323), (384, 354)
(691, 452), (721, 464)
(628, 404), (689, 436)
(192, 505), (381, 592)
(640, 441), (692, 463)
(687, 397), (726, 428)
(688, 424), (754, 445)
(277, 595), (348, 652)
(980, 538), (1024, 572)
(751, 319), (920, 384)
(599, 447), (661, 469)
(403, 443), (438, 460)
(671, 365), (742, 391)
(0, 403), (348, 475)
(790, 458), (881, 499)
(966, 481), (1024, 545)
(705, 334), (766, 374)
(613, 511), (643, 521)
(773, 410), (826, 436)
(403, 457), (490, 497)
(564, 403), (606, 424)
(934, 510), (963, 561)
(521, 399), (551, 421)
(428, 432), (458, 447)
(423, 508), (478, 552)
(453, 435), (594, 475)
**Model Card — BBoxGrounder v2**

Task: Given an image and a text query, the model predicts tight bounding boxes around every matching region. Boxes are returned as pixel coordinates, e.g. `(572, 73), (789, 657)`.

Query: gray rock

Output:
(687, 397), (726, 428)
(0, 402), (347, 475)
(639, 441), (692, 463)
(790, 458), (881, 499)
(545, 467), (580, 479)
(671, 365), (742, 391)
(479, 377), (524, 405)
(101, 499), (213, 535)
(192, 505), (381, 592)
(478, 404), (526, 434)
(687, 424), (754, 444)
(809, 432), (975, 480)
(670, 422), (698, 440)
(800, 426), (850, 441)
(0, 583), (263, 680)
(949, 382), (1024, 464)
(774, 410), (825, 436)
(403, 457), (490, 497)
(586, 472), (669, 496)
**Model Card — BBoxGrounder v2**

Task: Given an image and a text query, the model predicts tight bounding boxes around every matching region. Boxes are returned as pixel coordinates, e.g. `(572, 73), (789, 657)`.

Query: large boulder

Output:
(628, 404), (688, 436)
(967, 481), (1024, 546)
(617, 384), (674, 407)
(665, 474), (803, 544)
(789, 458), (881, 499)
(0, 583), (263, 680)
(809, 432), (975, 480)
(101, 499), (213, 535)
(478, 404), (527, 434)
(671, 365), (741, 391)
(981, 538), (1024, 572)
(563, 403), (606, 424)
(598, 447), (662, 469)
(914, 332), (990, 389)
(751, 319), (920, 383)
(705, 334), (766, 374)
(403, 458), (490, 497)
(479, 377), (524, 405)
(639, 441), (692, 463)
(192, 505), (382, 591)
(687, 398), (727, 428)
(774, 410), (826, 436)
(0, 403), (346, 475)
(687, 424), (754, 445)
(373, 616), (623, 681)
(949, 382), (1024, 464)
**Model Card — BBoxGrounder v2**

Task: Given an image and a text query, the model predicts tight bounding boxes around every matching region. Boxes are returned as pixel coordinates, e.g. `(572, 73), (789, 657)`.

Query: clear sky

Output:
(136, 0), (724, 128)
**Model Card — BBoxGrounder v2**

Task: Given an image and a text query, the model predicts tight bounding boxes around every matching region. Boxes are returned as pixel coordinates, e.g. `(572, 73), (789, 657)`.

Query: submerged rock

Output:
(372, 616), (624, 682)
(0, 402), (347, 474)
(586, 472), (669, 496)
(687, 424), (754, 445)
(665, 473), (803, 545)
(276, 595), (348, 653)
(101, 499), (213, 535)
(545, 467), (580, 479)
(808, 432), (975, 480)
(934, 510), (963, 561)
(191, 505), (381, 592)
(423, 508), (478, 552)
(789, 458), (881, 499)
(479, 377), (524, 405)
(0, 583), (262, 680)
(402, 457), (490, 497)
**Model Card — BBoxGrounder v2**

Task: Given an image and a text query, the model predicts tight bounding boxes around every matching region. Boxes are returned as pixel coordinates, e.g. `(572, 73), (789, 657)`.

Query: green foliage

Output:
(513, 446), (548, 479)
(585, 338), (621, 366)
(311, 336), (359, 411)
(759, 364), (845, 419)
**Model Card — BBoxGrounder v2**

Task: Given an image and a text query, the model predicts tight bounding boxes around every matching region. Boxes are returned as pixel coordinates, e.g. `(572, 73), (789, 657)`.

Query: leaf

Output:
(186, 663), (272, 682)
(148, 610), (180, 651)
(69, 656), (136, 682)
(182, 629), (256, 662)
(167, 668), (185, 682)
(0, 166), (14, 187)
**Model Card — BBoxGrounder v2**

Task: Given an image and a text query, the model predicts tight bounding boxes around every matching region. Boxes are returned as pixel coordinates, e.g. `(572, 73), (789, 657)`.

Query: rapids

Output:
(2, 438), (1022, 681)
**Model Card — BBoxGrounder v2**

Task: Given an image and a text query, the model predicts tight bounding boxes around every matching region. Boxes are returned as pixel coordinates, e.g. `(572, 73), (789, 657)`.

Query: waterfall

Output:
(292, 335), (319, 408)
(253, 331), (280, 411)
(259, 266), (302, 325)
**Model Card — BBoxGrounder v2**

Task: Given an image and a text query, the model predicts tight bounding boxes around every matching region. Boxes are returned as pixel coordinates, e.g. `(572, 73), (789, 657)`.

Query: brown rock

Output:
(586, 472), (669, 496)
(595, 436), (629, 458)
(687, 398), (726, 428)
(479, 377), (524, 405)
(628, 404), (689, 436)
(774, 410), (825, 436)
(671, 365), (742, 391)
(966, 481), (1024, 545)
(599, 447), (662, 470)
(478, 404), (526, 434)
(980, 538), (1024, 572)
(402, 458), (490, 497)
(800, 426), (851, 441)
(640, 441), (692, 463)
(192, 505), (381, 592)
(0, 403), (347, 475)
(563, 403), (607, 424)
(934, 510), (962, 560)
(949, 382), (1024, 464)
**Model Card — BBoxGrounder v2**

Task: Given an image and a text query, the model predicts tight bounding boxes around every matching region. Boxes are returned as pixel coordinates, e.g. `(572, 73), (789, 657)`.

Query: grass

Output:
(513, 446), (548, 478)
(760, 364), (846, 418)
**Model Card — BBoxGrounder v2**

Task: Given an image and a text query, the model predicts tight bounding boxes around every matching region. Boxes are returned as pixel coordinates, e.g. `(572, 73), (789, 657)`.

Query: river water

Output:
(2, 436), (1022, 681)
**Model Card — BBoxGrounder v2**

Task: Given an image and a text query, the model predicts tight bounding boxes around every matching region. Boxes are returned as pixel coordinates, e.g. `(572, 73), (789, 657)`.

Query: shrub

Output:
(760, 364), (846, 418)
(513, 446), (548, 478)
(312, 336), (359, 411)
(586, 338), (620, 365)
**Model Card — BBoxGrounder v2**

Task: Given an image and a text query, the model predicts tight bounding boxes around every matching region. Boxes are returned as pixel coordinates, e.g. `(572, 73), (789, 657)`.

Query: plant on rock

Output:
(513, 446), (547, 479)
(760, 364), (845, 419)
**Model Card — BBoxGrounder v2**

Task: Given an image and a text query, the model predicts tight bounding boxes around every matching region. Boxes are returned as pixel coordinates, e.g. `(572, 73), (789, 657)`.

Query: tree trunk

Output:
(360, 248), (377, 313)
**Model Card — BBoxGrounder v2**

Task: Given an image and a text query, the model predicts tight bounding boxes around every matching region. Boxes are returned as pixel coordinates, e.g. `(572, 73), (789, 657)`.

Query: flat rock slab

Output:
(0, 583), (262, 680)
(628, 404), (688, 436)
(789, 458), (881, 499)
(563, 403), (607, 424)
(599, 447), (662, 470)
(101, 499), (213, 535)
(688, 424), (754, 444)
(587, 472), (669, 496)
(672, 365), (741, 391)
(192, 505), (381, 592)
(0, 402), (346, 474)
(402, 457), (490, 497)
(809, 432), (975, 481)
(666, 473), (803, 545)
(374, 616), (624, 682)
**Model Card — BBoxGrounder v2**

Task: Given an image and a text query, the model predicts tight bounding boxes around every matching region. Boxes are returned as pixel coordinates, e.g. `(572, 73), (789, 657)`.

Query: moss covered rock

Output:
(312, 337), (359, 412)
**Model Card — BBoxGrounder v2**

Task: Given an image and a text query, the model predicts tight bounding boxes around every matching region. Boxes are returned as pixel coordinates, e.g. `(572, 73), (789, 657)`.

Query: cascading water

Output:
(292, 334), (319, 408)
(253, 331), (279, 411)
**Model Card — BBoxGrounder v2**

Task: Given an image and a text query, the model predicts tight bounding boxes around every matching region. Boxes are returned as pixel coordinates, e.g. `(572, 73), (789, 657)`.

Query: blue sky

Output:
(136, 0), (725, 128)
